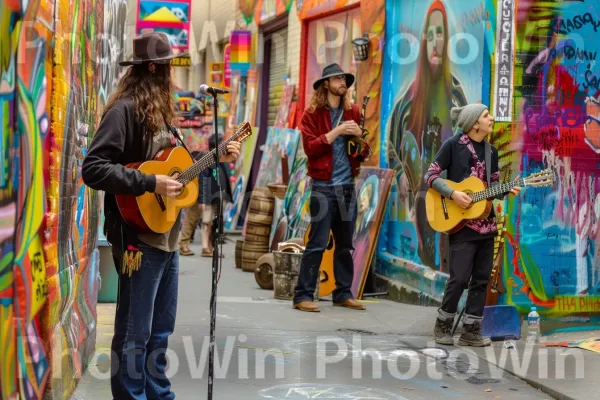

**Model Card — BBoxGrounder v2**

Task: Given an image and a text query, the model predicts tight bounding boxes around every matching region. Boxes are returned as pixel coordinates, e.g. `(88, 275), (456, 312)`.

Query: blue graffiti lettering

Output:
(555, 13), (600, 34)
(583, 67), (600, 91)
(564, 45), (597, 62)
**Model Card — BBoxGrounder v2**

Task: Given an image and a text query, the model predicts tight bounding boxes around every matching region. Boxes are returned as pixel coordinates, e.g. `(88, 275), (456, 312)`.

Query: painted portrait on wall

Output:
(380, 0), (487, 272)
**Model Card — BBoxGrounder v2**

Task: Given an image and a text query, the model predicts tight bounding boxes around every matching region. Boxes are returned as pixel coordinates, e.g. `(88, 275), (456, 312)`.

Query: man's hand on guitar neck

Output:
(219, 141), (242, 163)
(155, 175), (184, 197)
(451, 190), (473, 209)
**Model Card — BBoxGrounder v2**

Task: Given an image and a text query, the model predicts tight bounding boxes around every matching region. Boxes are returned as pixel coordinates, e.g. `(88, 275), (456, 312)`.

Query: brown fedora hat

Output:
(120, 32), (188, 66)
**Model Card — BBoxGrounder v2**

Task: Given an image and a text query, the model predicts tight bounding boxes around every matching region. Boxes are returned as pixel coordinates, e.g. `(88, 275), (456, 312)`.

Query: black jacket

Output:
(82, 98), (160, 253)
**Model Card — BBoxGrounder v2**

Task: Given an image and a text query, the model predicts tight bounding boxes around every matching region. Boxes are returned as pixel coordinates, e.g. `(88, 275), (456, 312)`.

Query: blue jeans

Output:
(111, 244), (179, 400)
(293, 184), (357, 304)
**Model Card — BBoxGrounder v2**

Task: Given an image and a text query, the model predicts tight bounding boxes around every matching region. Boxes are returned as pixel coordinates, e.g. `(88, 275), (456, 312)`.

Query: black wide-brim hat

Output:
(313, 63), (355, 90)
(120, 32), (188, 66)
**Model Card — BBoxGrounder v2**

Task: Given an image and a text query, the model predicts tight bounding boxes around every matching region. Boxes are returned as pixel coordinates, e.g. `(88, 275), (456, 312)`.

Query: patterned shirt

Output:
(424, 132), (500, 241)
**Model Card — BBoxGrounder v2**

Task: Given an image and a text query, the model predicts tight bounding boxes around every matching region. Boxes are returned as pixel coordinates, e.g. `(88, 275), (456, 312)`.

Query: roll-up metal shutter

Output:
(267, 26), (288, 127)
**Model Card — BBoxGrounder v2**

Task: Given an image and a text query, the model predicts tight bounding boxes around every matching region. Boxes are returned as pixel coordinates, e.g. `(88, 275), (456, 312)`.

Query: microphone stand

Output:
(208, 92), (223, 400)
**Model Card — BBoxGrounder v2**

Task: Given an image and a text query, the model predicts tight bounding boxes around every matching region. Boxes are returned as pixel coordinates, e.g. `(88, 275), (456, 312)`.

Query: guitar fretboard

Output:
(471, 178), (525, 202)
(177, 137), (235, 185)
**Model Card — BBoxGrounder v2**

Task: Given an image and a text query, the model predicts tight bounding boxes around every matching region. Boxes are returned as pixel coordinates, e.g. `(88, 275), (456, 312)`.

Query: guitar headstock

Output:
(524, 168), (555, 188)
(232, 122), (253, 143)
(362, 95), (370, 108)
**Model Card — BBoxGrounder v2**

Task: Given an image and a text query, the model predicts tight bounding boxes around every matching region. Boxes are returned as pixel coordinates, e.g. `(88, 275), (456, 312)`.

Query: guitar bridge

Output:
(155, 193), (167, 212)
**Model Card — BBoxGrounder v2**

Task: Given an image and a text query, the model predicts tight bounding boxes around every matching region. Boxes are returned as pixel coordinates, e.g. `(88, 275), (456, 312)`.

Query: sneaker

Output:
(458, 321), (492, 347)
(434, 317), (454, 345)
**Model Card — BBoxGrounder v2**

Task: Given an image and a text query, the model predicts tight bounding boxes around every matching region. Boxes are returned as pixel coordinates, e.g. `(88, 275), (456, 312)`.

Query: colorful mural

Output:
(239, 0), (293, 26)
(379, 0), (487, 275)
(356, 0), (385, 167)
(0, 0), (54, 396)
(136, 0), (191, 50)
(500, 0), (600, 317)
(1, 0), (124, 396)
(297, 0), (359, 20)
(304, 7), (362, 110)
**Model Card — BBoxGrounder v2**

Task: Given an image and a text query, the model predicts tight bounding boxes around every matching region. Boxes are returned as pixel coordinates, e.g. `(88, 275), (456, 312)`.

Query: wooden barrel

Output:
(272, 251), (319, 300)
(241, 239), (269, 272)
(254, 253), (275, 290)
(235, 240), (244, 269)
(246, 187), (274, 226)
(245, 222), (271, 245)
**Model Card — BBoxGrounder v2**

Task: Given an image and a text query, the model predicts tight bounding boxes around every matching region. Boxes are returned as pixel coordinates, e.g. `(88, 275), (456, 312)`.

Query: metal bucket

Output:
(272, 251), (319, 301)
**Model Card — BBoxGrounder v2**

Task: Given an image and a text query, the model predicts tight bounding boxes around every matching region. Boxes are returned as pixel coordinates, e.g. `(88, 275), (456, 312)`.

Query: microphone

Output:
(199, 84), (230, 96)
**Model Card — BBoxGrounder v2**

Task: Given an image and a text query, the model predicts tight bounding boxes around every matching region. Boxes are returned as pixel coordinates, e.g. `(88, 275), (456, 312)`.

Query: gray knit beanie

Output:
(451, 103), (488, 133)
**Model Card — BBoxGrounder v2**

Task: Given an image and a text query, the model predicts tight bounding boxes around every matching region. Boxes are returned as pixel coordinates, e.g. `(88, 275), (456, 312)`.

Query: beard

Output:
(330, 86), (347, 97)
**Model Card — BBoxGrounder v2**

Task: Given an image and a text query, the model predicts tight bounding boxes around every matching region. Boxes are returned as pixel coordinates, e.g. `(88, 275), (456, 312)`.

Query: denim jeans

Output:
(293, 184), (357, 304)
(111, 244), (179, 400)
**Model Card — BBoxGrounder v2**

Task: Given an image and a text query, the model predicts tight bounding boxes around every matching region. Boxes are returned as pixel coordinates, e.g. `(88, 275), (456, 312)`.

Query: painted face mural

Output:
(381, 0), (484, 272)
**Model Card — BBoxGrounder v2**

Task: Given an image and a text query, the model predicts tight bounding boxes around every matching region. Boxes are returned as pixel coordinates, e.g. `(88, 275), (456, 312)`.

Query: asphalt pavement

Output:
(70, 234), (563, 400)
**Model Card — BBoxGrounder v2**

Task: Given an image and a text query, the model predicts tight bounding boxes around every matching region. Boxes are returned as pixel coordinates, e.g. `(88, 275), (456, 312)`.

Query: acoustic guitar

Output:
(425, 168), (554, 233)
(116, 122), (253, 234)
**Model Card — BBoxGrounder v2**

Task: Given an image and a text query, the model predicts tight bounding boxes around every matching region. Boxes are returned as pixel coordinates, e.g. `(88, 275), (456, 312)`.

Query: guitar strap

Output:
(485, 140), (491, 188)
(167, 124), (197, 160)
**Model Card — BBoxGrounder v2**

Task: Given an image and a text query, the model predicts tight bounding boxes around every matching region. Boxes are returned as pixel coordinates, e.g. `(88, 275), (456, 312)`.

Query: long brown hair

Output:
(306, 82), (352, 113)
(104, 63), (177, 133)
(409, 4), (452, 143)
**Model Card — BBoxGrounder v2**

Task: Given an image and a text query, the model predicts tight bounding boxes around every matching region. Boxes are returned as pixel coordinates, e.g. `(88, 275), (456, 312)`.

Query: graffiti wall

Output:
(304, 7), (362, 108)
(0, 0), (125, 396)
(500, 0), (600, 317)
(297, 0), (359, 20)
(379, 0), (487, 279)
(0, 0), (53, 396)
(239, 0), (293, 26)
(355, 0), (384, 168)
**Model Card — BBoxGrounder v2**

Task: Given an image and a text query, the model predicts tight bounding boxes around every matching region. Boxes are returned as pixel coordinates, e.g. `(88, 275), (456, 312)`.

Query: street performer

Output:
(82, 32), (240, 399)
(293, 63), (371, 312)
(424, 103), (520, 347)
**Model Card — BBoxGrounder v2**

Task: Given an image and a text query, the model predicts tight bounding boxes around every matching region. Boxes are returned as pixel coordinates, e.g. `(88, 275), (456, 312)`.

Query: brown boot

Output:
(333, 298), (366, 310)
(458, 321), (492, 347)
(180, 246), (194, 256)
(433, 317), (454, 345)
(293, 301), (320, 312)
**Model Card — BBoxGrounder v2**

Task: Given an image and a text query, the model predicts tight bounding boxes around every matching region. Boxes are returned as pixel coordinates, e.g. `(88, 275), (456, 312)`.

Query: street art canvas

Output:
(501, 0), (600, 317)
(242, 127), (300, 236)
(136, 0), (191, 50)
(352, 168), (394, 299)
(223, 127), (259, 230)
(380, 0), (486, 272)
(280, 146), (311, 241)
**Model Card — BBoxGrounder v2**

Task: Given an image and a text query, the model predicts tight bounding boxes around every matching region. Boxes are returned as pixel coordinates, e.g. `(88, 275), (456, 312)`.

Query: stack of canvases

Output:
(0, 0), (127, 398)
